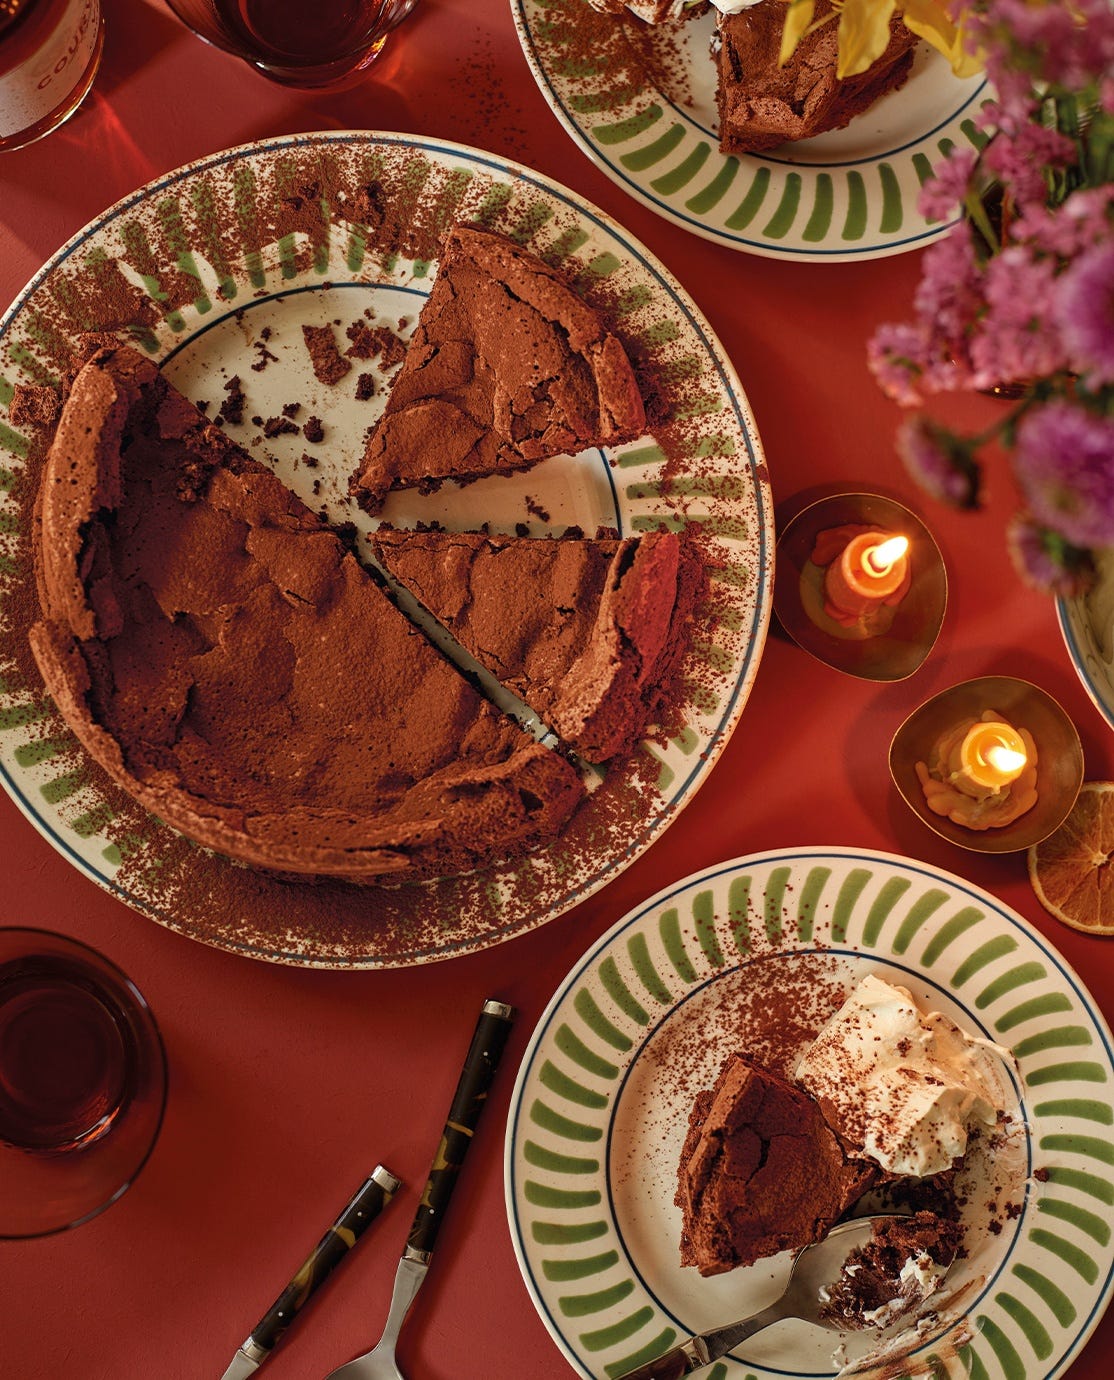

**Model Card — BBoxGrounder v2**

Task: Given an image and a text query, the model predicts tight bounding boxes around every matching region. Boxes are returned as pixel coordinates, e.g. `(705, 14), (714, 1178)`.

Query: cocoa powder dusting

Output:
(0, 136), (761, 963)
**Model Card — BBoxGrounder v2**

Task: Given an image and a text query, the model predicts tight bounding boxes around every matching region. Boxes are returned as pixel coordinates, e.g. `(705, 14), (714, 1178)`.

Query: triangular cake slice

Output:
(370, 527), (703, 762)
(30, 346), (583, 882)
(349, 225), (647, 512)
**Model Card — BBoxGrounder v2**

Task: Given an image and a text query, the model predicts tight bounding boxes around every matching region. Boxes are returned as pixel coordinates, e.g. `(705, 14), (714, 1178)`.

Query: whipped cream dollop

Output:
(795, 975), (1004, 1177)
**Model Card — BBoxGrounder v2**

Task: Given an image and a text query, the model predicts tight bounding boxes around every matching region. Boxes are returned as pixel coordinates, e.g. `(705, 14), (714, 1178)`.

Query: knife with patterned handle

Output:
(219, 1163), (402, 1380)
(406, 997), (516, 1257)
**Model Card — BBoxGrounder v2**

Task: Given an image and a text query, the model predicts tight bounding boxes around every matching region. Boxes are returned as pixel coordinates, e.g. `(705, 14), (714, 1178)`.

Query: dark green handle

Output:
(249, 1164), (401, 1353)
(407, 998), (515, 1256)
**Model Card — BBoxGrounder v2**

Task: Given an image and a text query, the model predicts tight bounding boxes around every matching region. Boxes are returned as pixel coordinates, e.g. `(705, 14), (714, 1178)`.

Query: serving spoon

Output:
(613, 1214), (955, 1380)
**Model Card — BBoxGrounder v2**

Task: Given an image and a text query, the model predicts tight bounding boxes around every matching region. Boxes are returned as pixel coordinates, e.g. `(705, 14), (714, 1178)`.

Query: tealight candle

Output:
(818, 528), (911, 629)
(916, 710), (1039, 830)
(954, 720), (1028, 793)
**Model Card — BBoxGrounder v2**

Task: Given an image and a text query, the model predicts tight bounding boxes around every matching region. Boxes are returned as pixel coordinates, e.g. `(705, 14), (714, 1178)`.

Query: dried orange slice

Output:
(1028, 782), (1114, 934)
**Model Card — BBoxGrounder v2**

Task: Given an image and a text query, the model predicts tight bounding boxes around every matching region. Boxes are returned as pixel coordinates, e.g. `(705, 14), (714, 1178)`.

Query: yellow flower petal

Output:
(835, 0), (899, 80)
(901, 0), (984, 78)
(778, 0), (817, 67)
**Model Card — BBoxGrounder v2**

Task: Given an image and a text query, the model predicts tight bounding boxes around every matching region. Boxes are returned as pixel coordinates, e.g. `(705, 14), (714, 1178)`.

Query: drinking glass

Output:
(164, 0), (421, 89)
(0, 928), (167, 1239)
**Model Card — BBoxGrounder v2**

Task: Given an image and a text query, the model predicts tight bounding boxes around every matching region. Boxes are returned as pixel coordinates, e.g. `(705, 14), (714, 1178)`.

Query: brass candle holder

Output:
(774, 493), (947, 681)
(889, 675), (1083, 854)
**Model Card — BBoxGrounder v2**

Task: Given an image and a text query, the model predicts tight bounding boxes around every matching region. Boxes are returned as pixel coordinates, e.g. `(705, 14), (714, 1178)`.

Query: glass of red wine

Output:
(163, 0), (421, 89)
(0, 928), (167, 1239)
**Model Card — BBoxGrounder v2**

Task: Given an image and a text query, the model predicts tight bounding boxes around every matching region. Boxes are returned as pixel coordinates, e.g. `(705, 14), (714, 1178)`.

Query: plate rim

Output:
(1057, 592), (1114, 734)
(504, 843), (1114, 1379)
(510, 0), (988, 261)
(0, 129), (775, 969)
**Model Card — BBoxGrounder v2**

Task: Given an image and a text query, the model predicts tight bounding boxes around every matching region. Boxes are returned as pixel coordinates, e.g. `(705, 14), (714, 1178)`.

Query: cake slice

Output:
(676, 1054), (880, 1275)
(716, 0), (918, 154)
(370, 527), (703, 762)
(349, 225), (646, 512)
(30, 346), (584, 882)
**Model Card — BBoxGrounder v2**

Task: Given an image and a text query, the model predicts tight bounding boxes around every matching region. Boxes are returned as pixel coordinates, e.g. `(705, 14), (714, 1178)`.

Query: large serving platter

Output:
(506, 848), (1114, 1378)
(513, 0), (988, 260)
(0, 132), (772, 968)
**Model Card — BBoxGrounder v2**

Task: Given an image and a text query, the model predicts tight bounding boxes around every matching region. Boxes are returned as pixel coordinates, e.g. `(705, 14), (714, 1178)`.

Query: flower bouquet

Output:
(861, 0), (1114, 596)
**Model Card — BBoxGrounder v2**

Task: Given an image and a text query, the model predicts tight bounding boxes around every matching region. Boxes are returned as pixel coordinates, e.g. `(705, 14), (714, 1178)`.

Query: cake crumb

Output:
(302, 324), (351, 385)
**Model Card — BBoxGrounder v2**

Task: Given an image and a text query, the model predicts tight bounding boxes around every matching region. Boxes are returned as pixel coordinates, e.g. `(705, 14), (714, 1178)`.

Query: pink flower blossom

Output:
(1012, 402), (1114, 548)
(1007, 512), (1095, 596)
(897, 416), (981, 508)
(971, 246), (1069, 388)
(917, 147), (977, 223)
(1057, 243), (1114, 387)
(981, 121), (1076, 205)
(912, 224), (984, 368)
(867, 324), (929, 406)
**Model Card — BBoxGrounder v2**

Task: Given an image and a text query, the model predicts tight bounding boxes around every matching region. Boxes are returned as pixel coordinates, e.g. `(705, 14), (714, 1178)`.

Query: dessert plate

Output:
(0, 131), (772, 968)
(506, 848), (1114, 1379)
(1058, 552), (1114, 732)
(511, 0), (988, 260)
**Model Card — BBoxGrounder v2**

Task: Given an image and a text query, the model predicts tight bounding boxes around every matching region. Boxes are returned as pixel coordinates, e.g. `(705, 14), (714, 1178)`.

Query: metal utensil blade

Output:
(218, 1349), (261, 1380)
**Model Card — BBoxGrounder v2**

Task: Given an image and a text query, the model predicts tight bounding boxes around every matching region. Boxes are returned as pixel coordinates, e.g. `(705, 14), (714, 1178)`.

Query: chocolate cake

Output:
(676, 1055), (879, 1275)
(716, 0), (918, 154)
(349, 225), (646, 512)
(370, 527), (703, 761)
(819, 1211), (961, 1328)
(30, 346), (584, 883)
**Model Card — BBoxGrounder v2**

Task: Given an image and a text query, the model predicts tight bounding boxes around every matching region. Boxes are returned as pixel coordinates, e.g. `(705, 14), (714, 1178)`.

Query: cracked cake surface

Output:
(676, 1054), (879, 1275)
(30, 345), (584, 883)
(716, 0), (918, 154)
(371, 527), (704, 761)
(349, 224), (646, 512)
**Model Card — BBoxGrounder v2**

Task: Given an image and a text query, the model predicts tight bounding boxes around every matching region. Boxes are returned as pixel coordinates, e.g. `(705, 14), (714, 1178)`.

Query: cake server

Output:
(323, 997), (516, 1380)
(219, 1163), (402, 1380)
(612, 1214), (954, 1380)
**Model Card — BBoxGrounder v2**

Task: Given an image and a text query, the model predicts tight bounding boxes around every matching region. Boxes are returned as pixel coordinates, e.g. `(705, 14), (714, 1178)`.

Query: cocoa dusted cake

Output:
(349, 224), (647, 512)
(715, 0), (918, 154)
(30, 346), (585, 883)
(676, 1055), (879, 1275)
(370, 527), (704, 761)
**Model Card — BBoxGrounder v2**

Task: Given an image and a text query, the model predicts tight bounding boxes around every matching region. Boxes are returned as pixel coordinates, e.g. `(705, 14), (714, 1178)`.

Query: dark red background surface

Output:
(1, 2), (1111, 1376)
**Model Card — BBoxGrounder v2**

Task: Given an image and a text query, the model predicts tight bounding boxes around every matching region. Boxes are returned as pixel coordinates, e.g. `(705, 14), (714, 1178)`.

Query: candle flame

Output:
(864, 535), (910, 576)
(985, 743), (1027, 774)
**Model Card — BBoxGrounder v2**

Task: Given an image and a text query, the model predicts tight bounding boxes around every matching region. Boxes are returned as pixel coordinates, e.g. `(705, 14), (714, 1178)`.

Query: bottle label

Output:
(0, 0), (100, 138)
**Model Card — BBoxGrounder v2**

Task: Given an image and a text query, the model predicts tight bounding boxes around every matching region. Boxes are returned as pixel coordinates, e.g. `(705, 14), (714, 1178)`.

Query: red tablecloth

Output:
(1, 2), (1112, 1376)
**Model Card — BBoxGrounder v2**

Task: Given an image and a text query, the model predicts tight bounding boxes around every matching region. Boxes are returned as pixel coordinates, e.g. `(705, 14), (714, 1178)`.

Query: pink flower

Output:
(971, 247), (1069, 388)
(917, 147), (977, 223)
(1007, 513), (1095, 597)
(912, 224), (984, 369)
(1057, 243), (1114, 387)
(1012, 402), (1114, 548)
(897, 415), (981, 508)
(981, 122), (1076, 205)
(867, 323), (929, 406)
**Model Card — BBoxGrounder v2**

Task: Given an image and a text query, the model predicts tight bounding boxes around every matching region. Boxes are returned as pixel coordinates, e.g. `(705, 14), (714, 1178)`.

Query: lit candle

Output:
(825, 532), (910, 610)
(819, 530), (911, 628)
(954, 721), (1028, 792)
(915, 710), (1039, 830)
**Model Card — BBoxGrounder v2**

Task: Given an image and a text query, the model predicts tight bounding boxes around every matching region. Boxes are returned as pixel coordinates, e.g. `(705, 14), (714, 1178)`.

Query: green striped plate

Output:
(0, 132), (772, 967)
(512, 0), (989, 260)
(506, 848), (1114, 1377)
